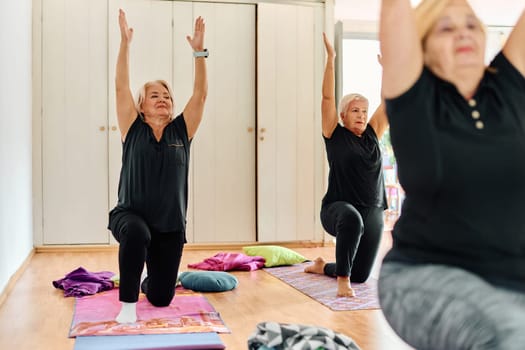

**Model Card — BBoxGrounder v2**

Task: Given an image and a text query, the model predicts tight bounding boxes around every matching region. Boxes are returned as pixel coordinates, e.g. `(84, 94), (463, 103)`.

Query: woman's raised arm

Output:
(321, 33), (339, 139)
(379, 0), (423, 99)
(503, 9), (525, 77)
(115, 9), (138, 141)
(182, 16), (208, 140)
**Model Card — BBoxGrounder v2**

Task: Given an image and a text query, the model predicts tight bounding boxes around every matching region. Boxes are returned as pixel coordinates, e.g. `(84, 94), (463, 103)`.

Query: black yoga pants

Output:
(109, 210), (185, 306)
(320, 201), (384, 282)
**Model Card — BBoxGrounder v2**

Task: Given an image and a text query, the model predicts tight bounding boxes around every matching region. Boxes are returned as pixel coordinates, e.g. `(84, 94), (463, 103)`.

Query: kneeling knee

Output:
(350, 273), (370, 283)
(147, 296), (172, 307)
(123, 223), (150, 245)
(338, 215), (363, 233)
(147, 292), (175, 307)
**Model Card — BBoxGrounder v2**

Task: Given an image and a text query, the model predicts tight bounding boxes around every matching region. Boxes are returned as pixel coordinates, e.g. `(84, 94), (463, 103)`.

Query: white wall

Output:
(0, 0), (34, 294)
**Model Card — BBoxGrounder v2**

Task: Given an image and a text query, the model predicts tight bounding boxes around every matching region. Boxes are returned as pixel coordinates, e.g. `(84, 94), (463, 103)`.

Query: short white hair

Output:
(135, 80), (175, 119)
(339, 93), (369, 116)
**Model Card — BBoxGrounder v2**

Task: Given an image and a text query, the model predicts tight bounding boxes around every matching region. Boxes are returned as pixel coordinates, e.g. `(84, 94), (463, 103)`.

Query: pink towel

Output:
(188, 252), (265, 271)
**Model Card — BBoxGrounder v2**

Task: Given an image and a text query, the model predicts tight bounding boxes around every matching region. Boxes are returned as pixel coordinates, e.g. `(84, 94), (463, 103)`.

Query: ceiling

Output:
(334, 0), (522, 27)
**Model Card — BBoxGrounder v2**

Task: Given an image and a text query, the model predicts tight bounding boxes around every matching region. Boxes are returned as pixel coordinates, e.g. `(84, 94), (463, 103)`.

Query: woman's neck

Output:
(441, 65), (485, 100)
(454, 69), (484, 100)
(144, 114), (170, 129)
(144, 115), (170, 141)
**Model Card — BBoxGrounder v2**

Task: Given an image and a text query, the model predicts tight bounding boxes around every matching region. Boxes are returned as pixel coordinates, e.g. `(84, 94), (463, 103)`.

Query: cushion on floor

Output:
(242, 245), (308, 267)
(178, 271), (238, 292)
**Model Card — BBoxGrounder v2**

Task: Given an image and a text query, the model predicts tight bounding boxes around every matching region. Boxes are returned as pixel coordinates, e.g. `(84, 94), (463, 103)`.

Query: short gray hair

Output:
(339, 93), (369, 116)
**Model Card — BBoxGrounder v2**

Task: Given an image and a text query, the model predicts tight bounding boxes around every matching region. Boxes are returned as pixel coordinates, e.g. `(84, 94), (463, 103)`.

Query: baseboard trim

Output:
(0, 248), (35, 308)
(34, 241), (332, 253)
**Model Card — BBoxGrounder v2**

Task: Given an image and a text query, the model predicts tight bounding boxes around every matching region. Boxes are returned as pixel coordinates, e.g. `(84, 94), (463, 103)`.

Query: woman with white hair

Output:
(378, 0), (525, 348)
(304, 33), (388, 297)
(108, 9), (207, 324)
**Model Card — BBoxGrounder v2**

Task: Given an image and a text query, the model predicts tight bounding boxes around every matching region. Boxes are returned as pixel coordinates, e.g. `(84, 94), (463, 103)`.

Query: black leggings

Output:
(320, 202), (384, 282)
(109, 210), (185, 306)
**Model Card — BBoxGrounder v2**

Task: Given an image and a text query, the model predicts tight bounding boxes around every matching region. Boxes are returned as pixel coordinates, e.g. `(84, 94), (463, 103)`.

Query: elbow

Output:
(197, 85), (208, 103)
(199, 89), (207, 103)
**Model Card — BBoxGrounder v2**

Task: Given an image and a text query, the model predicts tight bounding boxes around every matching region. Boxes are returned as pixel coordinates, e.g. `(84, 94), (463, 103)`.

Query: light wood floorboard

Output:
(0, 242), (412, 349)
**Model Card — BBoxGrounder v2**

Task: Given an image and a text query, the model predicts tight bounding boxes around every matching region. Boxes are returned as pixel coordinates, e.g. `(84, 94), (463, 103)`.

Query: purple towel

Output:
(53, 267), (115, 297)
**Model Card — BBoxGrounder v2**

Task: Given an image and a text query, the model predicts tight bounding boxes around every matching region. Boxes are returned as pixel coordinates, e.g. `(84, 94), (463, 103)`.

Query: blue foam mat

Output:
(74, 332), (225, 350)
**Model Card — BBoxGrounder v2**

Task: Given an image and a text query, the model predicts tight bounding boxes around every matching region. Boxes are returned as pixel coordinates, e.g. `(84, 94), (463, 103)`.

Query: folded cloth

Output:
(52, 267), (115, 297)
(247, 322), (361, 350)
(188, 252), (265, 271)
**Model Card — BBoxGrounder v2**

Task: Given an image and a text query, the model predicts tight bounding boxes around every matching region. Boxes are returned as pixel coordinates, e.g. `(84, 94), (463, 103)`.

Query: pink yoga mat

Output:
(265, 263), (380, 311)
(70, 288), (229, 337)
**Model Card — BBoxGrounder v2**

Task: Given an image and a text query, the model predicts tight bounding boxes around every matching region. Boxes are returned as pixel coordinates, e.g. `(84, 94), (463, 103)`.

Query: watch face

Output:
(194, 50), (208, 58)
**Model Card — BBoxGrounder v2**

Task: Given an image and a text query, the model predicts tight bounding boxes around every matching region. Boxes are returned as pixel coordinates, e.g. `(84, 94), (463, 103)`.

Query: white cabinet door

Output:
(257, 3), (325, 242)
(190, 2), (256, 243)
(42, 0), (109, 244)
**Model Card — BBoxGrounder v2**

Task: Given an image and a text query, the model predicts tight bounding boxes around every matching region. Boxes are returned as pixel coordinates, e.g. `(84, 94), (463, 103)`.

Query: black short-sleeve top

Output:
(109, 114), (191, 233)
(384, 52), (525, 292)
(322, 123), (387, 210)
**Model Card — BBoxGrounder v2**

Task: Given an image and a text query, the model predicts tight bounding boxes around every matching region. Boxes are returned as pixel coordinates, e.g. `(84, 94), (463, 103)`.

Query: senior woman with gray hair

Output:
(304, 33), (389, 298)
(108, 9), (207, 324)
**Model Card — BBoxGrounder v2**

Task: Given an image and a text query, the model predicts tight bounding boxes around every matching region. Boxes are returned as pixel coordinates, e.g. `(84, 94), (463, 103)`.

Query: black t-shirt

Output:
(109, 114), (191, 233)
(322, 124), (387, 209)
(385, 52), (525, 292)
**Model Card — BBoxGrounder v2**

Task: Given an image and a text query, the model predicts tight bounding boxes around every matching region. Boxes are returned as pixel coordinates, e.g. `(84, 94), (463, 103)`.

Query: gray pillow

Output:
(178, 271), (238, 292)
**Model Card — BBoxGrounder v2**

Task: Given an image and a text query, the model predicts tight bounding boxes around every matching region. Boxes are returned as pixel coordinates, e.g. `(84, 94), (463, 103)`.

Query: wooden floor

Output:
(0, 242), (412, 349)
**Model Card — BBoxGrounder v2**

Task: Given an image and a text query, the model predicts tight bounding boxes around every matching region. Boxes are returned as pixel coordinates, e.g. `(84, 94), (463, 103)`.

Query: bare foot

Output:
(304, 257), (326, 274)
(336, 276), (355, 297)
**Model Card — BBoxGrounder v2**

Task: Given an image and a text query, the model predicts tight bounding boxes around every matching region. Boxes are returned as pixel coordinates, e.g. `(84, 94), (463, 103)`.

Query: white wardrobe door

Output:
(171, 2), (196, 242)
(257, 3), (324, 242)
(190, 2), (256, 243)
(42, 0), (109, 244)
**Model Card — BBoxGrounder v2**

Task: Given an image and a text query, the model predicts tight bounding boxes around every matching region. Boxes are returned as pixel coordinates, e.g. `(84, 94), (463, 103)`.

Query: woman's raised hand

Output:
(119, 9), (133, 44)
(186, 16), (205, 52)
(323, 32), (336, 59)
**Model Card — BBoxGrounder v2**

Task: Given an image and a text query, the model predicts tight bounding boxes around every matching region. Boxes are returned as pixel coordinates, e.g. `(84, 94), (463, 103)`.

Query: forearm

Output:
(321, 55), (338, 137)
(322, 57), (336, 102)
(115, 42), (131, 92)
(380, 0), (422, 98)
(380, 0), (416, 65)
(192, 56), (208, 101)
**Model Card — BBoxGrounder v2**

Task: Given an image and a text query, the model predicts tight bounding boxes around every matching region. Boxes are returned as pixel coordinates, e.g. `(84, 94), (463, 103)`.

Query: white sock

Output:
(141, 268), (147, 284)
(116, 302), (137, 324)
